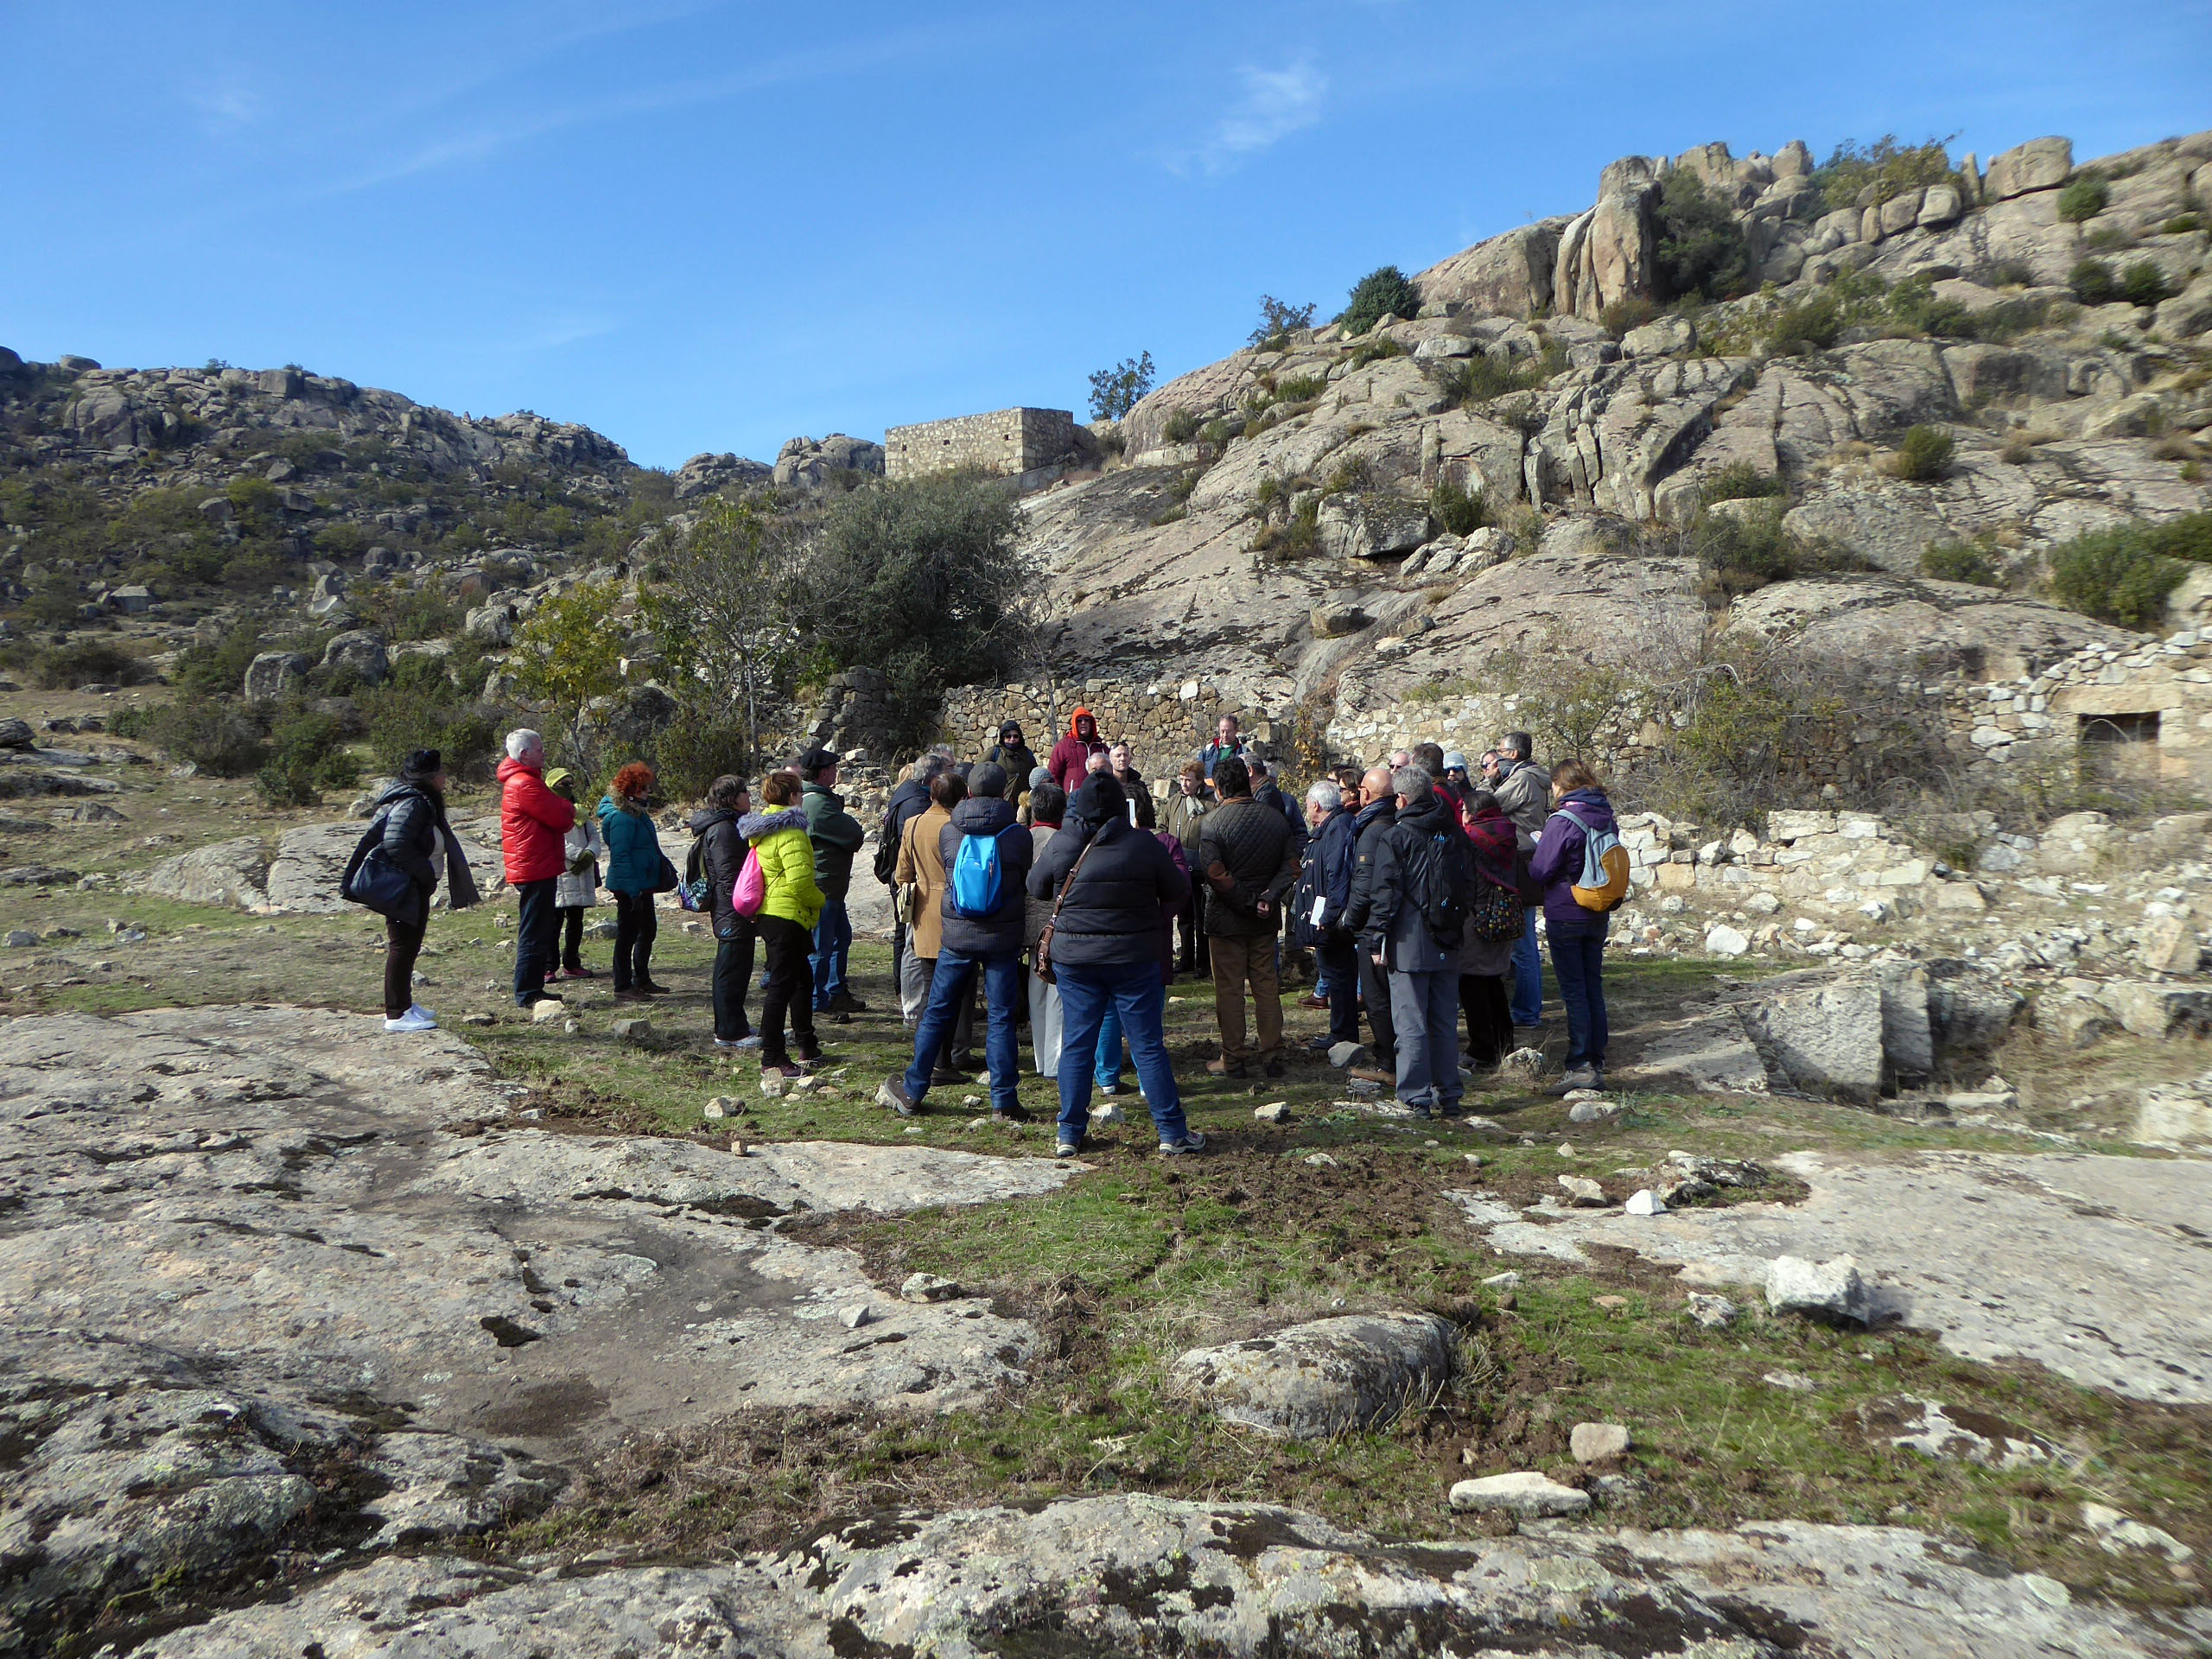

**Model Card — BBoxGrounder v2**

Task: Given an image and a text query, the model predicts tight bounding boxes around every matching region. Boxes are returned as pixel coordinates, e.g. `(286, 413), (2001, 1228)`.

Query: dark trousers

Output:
(1176, 887), (1206, 973)
(558, 906), (586, 972)
(713, 922), (756, 1041)
(1357, 950), (1396, 1068)
(385, 913), (425, 1020)
(1320, 931), (1361, 1046)
(1460, 973), (1514, 1067)
(1549, 928), (1610, 1070)
(756, 914), (817, 1065)
(513, 878), (558, 1004)
(612, 891), (657, 990)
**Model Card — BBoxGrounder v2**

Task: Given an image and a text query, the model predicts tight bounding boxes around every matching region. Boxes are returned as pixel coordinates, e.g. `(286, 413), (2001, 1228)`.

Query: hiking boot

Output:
(1261, 1058), (1285, 1079)
(1297, 994), (1328, 1011)
(763, 1060), (810, 1081)
(930, 1065), (970, 1087)
(1158, 1130), (1209, 1155)
(992, 1104), (1033, 1123)
(828, 990), (868, 1014)
(878, 1076), (918, 1117)
(824, 1010), (852, 1026)
(1205, 1058), (1245, 1078)
(948, 1052), (982, 1073)
(1545, 1066), (1599, 1096)
(1054, 1135), (1084, 1158)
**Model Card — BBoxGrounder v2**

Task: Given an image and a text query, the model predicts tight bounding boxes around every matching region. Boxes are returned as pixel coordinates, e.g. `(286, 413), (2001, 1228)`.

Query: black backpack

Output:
(871, 799), (903, 887)
(1408, 827), (1472, 945)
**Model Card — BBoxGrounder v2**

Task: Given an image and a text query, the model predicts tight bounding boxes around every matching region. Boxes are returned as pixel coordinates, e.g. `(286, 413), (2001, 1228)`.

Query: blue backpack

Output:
(949, 828), (1004, 918)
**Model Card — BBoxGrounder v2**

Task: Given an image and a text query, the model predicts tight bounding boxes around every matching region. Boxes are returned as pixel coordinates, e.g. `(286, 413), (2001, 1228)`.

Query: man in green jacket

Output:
(799, 747), (868, 1020)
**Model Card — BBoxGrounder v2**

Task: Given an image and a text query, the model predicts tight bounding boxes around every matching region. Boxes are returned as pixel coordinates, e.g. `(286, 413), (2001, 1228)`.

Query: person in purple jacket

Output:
(1526, 757), (1617, 1095)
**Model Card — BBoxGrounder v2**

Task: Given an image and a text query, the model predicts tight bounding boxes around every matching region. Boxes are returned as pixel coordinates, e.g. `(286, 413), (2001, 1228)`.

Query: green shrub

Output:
(1598, 296), (1660, 336)
(1700, 461), (1785, 504)
(1271, 372), (1326, 404)
(1653, 172), (1751, 302)
(2163, 213), (2204, 235)
(2047, 527), (2189, 626)
(1891, 425), (1955, 482)
(2070, 259), (2117, 305)
(2121, 261), (2170, 307)
(1248, 296), (1316, 348)
(1429, 477), (1486, 537)
(2145, 511), (2212, 564)
(1198, 417), (1231, 448)
(1087, 352), (1155, 422)
(2056, 175), (2109, 222)
(1809, 134), (1958, 214)
(1689, 503), (1796, 594)
(647, 697), (754, 802)
(1766, 293), (1845, 353)
(1338, 266), (1421, 336)
(1923, 540), (2002, 585)
(170, 629), (266, 699)
(1435, 353), (1542, 406)
(1885, 274), (1977, 339)
(1347, 335), (1407, 370)
(255, 708), (359, 807)
(32, 639), (153, 689)
(1161, 408), (1201, 444)
(136, 696), (270, 776)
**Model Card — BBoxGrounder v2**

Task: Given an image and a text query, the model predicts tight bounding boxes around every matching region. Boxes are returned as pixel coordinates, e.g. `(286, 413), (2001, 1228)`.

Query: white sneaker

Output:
(408, 1002), (436, 1026)
(384, 1007), (436, 1033)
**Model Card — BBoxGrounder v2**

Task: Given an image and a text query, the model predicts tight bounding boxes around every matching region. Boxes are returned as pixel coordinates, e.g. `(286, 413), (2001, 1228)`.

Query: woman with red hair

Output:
(597, 761), (667, 999)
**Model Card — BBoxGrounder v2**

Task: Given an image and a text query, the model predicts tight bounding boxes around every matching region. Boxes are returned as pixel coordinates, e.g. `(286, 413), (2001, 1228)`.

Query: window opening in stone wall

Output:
(2079, 711), (2161, 780)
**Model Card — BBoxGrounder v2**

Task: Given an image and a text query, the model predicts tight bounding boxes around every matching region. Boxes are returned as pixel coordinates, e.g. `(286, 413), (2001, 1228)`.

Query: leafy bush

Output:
(1087, 352), (1155, 422)
(647, 696), (754, 803)
(2056, 175), (2109, 222)
(1765, 293), (1845, 354)
(1429, 477), (1486, 537)
(1891, 425), (1955, 482)
(32, 639), (154, 689)
(1809, 134), (1958, 214)
(255, 708), (360, 807)
(2047, 527), (2189, 626)
(1347, 335), (1407, 370)
(1699, 462), (1785, 505)
(1434, 353), (1542, 406)
(1923, 540), (2002, 585)
(170, 629), (267, 699)
(134, 696), (270, 776)
(1653, 172), (1751, 302)
(1161, 408), (1202, 444)
(359, 653), (501, 781)
(2071, 259), (2117, 305)
(1249, 296), (1316, 348)
(2121, 261), (2171, 307)
(1688, 502), (1797, 594)
(2145, 511), (2212, 565)
(1599, 296), (1659, 336)
(787, 472), (1036, 753)
(1271, 372), (1327, 404)
(2164, 213), (2204, 235)
(1338, 266), (1421, 336)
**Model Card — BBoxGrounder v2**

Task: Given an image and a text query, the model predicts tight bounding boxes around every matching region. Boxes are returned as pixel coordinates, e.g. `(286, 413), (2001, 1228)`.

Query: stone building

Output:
(884, 408), (1077, 484)
(1954, 629), (2212, 788)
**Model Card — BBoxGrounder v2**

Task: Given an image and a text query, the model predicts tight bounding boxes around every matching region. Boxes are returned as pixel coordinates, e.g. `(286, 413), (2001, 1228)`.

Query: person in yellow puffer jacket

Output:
(742, 770), (823, 1078)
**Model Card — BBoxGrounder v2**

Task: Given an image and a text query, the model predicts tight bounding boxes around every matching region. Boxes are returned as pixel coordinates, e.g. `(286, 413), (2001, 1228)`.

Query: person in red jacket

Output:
(498, 729), (576, 1008)
(1046, 706), (1109, 795)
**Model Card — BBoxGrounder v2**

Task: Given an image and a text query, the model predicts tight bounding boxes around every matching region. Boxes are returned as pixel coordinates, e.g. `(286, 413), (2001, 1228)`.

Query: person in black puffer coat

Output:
(1026, 774), (1198, 1158)
(367, 747), (480, 1033)
(689, 774), (757, 1049)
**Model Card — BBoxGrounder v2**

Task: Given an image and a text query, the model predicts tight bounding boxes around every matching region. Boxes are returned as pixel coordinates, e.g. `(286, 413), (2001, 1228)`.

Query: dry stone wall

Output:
(1953, 627), (2212, 786)
(886, 407), (1077, 482)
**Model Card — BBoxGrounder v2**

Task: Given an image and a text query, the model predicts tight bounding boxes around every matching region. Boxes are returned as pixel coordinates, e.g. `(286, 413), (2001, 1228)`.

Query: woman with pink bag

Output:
(687, 775), (758, 1050)
(741, 770), (825, 1078)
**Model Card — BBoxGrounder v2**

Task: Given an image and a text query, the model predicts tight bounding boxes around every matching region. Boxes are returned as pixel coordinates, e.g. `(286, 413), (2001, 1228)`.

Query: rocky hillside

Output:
(1019, 131), (2212, 752)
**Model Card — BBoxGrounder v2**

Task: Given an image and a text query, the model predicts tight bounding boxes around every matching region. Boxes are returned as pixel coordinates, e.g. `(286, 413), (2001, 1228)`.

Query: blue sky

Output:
(4, 2), (2208, 469)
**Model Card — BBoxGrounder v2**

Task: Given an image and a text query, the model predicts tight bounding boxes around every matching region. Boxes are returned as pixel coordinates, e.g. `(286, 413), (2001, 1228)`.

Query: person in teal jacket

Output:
(597, 761), (666, 998)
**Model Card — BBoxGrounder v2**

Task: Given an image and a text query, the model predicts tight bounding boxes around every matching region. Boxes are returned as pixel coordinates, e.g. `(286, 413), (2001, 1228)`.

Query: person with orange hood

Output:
(1047, 706), (1109, 795)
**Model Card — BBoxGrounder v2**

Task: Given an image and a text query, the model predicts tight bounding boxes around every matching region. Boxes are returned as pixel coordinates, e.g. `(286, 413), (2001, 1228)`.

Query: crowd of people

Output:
(350, 715), (1623, 1153)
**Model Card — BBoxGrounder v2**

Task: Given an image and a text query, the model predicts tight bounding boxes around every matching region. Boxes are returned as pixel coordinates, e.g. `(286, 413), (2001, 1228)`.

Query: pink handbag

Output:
(731, 845), (766, 916)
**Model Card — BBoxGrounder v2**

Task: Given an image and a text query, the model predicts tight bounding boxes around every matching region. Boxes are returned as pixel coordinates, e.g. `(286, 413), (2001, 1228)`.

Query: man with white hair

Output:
(499, 728), (575, 1007)
(1293, 779), (1359, 1046)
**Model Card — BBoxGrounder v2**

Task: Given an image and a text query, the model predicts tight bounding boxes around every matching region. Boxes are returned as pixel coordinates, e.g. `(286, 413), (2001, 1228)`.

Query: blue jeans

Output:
(1094, 1001), (1128, 1090)
(810, 897), (851, 1009)
(903, 948), (1022, 1113)
(1056, 959), (1185, 1146)
(1510, 906), (1542, 1027)
(1548, 927), (1609, 1070)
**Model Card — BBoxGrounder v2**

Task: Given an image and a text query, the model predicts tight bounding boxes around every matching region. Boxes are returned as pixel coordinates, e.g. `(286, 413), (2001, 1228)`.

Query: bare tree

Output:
(638, 497), (800, 767)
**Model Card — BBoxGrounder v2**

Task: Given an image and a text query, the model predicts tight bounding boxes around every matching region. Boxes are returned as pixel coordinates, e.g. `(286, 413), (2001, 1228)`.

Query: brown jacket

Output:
(893, 803), (952, 959)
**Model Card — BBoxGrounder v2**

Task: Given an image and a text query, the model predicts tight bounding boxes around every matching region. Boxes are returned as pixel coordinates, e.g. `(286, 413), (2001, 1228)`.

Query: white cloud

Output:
(1195, 60), (1326, 174)
(187, 86), (262, 125)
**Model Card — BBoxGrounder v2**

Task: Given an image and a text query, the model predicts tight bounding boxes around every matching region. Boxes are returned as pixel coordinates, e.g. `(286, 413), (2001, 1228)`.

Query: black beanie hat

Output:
(401, 747), (442, 783)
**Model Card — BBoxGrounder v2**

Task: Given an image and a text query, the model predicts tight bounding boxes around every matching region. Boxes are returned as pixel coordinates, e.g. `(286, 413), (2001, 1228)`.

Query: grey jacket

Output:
(1492, 759), (1549, 852)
